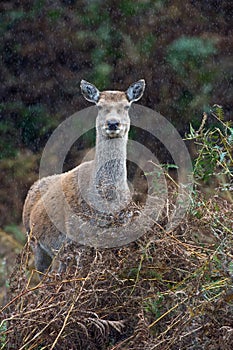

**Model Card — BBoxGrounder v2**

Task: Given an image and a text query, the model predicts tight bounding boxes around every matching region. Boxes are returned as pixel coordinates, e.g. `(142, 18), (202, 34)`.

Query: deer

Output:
(22, 79), (146, 273)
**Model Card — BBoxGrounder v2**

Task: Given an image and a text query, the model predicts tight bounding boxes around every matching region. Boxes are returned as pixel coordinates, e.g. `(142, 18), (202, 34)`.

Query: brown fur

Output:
(99, 91), (128, 102)
(23, 80), (145, 273)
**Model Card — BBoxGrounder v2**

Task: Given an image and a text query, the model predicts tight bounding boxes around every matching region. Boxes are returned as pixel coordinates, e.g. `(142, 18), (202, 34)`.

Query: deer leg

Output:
(34, 242), (52, 273)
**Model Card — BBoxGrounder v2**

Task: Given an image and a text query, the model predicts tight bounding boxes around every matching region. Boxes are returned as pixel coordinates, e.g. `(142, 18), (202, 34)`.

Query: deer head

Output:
(80, 79), (145, 140)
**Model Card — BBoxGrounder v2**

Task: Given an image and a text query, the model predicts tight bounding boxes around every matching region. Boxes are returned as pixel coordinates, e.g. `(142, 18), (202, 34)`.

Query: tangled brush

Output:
(1, 191), (232, 350)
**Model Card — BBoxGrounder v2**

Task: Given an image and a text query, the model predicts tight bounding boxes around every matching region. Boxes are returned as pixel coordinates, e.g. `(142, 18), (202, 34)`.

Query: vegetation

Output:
(0, 1), (232, 348)
(0, 113), (232, 349)
(1, 0), (232, 225)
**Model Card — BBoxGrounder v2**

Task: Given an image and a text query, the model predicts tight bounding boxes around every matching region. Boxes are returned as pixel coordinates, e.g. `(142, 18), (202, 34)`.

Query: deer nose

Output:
(107, 120), (120, 131)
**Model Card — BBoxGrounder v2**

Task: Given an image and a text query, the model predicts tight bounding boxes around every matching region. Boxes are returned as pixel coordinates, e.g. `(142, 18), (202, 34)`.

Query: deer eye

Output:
(124, 106), (130, 110)
(97, 105), (103, 110)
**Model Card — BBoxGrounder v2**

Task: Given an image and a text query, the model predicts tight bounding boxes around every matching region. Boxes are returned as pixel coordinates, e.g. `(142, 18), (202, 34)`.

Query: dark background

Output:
(0, 0), (233, 228)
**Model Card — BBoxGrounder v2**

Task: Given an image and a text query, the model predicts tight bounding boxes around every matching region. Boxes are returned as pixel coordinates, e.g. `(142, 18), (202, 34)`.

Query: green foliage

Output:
(167, 36), (217, 76)
(47, 9), (63, 22)
(78, 5), (112, 87)
(119, 0), (157, 16)
(77, 0), (159, 88)
(144, 294), (165, 319)
(138, 33), (156, 58)
(0, 103), (56, 159)
(4, 225), (26, 245)
(0, 321), (7, 348)
(187, 106), (233, 185)
(167, 36), (218, 117)
(0, 0), (46, 33)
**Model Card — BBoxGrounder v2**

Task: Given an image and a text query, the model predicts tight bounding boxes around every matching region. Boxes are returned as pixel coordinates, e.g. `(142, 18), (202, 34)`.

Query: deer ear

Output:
(126, 79), (145, 102)
(80, 80), (100, 103)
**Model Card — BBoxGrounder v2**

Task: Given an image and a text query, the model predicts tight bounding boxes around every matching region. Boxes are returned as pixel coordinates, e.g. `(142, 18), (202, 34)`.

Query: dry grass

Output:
(0, 187), (232, 350)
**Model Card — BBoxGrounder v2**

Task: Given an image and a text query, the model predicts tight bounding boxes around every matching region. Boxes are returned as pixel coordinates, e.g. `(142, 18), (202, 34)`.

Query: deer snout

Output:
(107, 119), (120, 131)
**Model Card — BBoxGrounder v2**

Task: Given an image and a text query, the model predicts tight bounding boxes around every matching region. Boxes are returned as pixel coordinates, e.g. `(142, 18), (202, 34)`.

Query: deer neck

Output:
(94, 133), (128, 185)
(88, 132), (131, 213)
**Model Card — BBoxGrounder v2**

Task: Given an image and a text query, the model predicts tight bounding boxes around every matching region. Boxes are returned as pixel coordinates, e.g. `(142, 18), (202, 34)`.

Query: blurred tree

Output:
(166, 36), (218, 127)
